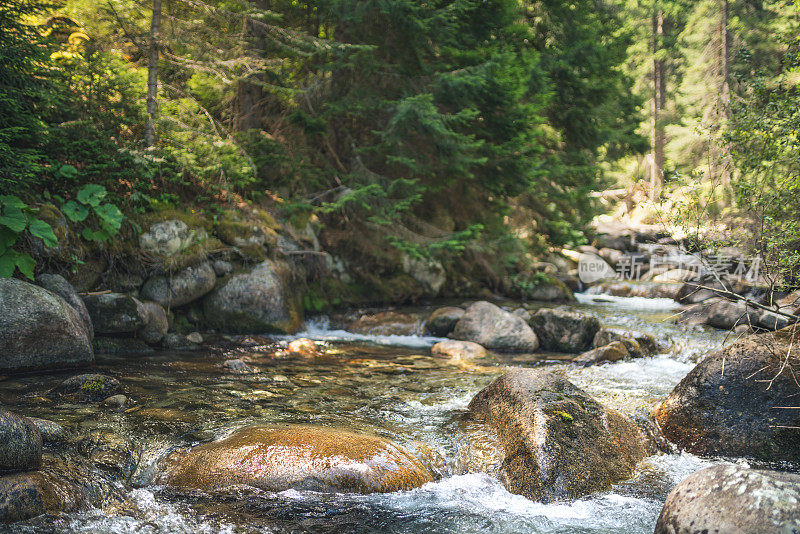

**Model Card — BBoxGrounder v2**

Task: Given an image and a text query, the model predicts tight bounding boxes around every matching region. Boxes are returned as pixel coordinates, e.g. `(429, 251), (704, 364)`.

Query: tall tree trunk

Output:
(145, 0), (161, 148)
(235, 1), (268, 132)
(718, 0), (732, 192)
(650, 5), (665, 201)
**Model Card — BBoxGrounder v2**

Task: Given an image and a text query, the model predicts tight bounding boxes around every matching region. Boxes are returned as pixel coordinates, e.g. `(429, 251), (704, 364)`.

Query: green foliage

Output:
(0, 195), (57, 279)
(62, 184), (124, 242)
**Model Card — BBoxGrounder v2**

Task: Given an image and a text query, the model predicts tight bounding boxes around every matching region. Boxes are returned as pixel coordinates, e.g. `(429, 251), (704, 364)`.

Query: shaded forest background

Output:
(2, 0), (800, 300)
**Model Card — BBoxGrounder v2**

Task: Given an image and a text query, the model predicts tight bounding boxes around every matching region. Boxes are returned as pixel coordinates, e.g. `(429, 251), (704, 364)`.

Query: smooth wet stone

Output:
(467, 369), (647, 502)
(430, 340), (487, 360)
(51, 374), (121, 403)
(655, 327), (800, 462)
(27, 419), (67, 444)
(0, 412), (41, 473)
(655, 465), (800, 534)
(140, 262), (216, 308)
(528, 308), (599, 353)
(185, 332), (203, 344)
(159, 425), (434, 494)
(573, 341), (630, 366)
(82, 293), (148, 334)
(0, 278), (93, 373)
(452, 301), (539, 352)
(424, 307), (464, 337)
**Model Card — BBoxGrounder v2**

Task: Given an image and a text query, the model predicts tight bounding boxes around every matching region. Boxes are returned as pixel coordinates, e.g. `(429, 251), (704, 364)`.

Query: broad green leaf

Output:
(28, 218), (58, 247)
(0, 228), (17, 252)
(0, 204), (27, 233)
(76, 184), (107, 207)
(0, 195), (27, 209)
(54, 164), (78, 181)
(82, 228), (109, 242)
(15, 252), (35, 280)
(0, 250), (17, 278)
(94, 203), (123, 229)
(62, 200), (89, 222)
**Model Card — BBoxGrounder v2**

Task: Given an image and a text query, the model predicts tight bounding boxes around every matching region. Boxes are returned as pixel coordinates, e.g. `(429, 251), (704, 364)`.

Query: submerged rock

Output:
(431, 340), (487, 360)
(27, 419), (67, 444)
(287, 338), (319, 356)
(654, 327), (800, 462)
(140, 262), (216, 308)
(35, 274), (93, 340)
(82, 293), (148, 334)
(203, 260), (302, 334)
(0, 470), (83, 522)
(0, 278), (94, 373)
(159, 425), (433, 494)
(528, 308), (599, 353)
(452, 301), (539, 352)
(161, 333), (199, 351)
(51, 374), (121, 403)
(467, 369), (647, 501)
(0, 412), (41, 473)
(424, 307), (464, 337)
(654, 465), (800, 534)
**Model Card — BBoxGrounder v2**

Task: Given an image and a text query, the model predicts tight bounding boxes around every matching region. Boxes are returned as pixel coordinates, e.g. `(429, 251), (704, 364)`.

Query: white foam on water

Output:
(576, 292), (683, 311)
(67, 489), (240, 534)
(401, 390), (477, 412)
(278, 315), (447, 349)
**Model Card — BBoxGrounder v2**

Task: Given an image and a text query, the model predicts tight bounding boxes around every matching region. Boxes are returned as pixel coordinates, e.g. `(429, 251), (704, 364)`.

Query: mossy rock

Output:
(49, 373), (120, 403)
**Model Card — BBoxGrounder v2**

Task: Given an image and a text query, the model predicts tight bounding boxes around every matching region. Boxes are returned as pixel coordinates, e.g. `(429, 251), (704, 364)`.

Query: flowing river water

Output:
(0, 293), (744, 533)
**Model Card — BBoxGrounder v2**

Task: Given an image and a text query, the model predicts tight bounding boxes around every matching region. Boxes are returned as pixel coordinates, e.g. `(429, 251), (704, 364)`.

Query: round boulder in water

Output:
(424, 307), (464, 337)
(0, 412), (41, 473)
(655, 465), (800, 534)
(431, 340), (487, 360)
(452, 301), (539, 352)
(468, 369), (647, 502)
(159, 425), (433, 494)
(528, 307), (599, 353)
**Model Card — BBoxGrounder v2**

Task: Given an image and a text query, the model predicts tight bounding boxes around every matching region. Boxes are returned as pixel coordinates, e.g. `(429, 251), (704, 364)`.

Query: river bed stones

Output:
(424, 307), (464, 337)
(0, 412), (41, 473)
(82, 293), (148, 334)
(159, 425), (433, 494)
(50, 374), (121, 403)
(467, 369), (647, 502)
(203, 260), (302, 334)
(140, 262), (216, 308)
(0, 470), (83, 522)
(0, 278), (93, 373)
(654, 326), (800, 462)
(431, 340), (487, 360)
(528, 308), (599, 353)
(654, 465), (800, 534)
(451, 301), (539, 352)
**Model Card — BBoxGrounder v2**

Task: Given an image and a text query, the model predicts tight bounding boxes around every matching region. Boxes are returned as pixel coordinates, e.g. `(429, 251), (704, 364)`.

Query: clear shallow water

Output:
(1, 294), (737, 533)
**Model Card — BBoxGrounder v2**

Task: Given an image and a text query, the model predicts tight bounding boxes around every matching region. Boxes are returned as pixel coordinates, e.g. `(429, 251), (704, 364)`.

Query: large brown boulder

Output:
(159, 425), (433, 494)
(467, 369), (647, 502)
(654, 327), (800, 462)
(655, 465), (800, 534)
(0, 278), (93, 372)
(452, 301), (539, 352)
